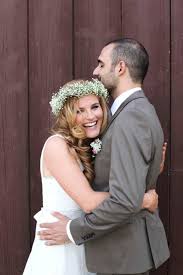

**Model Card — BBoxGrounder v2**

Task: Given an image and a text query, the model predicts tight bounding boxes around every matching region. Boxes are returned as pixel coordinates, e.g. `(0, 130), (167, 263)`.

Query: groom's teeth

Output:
(84, 122), (97, 127)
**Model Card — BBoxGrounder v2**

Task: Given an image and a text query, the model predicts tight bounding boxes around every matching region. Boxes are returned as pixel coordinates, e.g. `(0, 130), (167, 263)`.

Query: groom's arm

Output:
(70, 109), (163, 245)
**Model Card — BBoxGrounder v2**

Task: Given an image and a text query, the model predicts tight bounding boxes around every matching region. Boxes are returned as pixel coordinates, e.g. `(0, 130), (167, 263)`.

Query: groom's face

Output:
(93, 44), (118, 92)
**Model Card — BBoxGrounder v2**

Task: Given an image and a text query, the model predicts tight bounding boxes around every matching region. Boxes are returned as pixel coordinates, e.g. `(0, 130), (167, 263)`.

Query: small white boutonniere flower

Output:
(90, 138), (102, 158)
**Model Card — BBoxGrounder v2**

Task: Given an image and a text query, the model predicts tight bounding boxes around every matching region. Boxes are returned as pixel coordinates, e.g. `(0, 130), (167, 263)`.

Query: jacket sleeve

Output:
(70, 109), (155, 245)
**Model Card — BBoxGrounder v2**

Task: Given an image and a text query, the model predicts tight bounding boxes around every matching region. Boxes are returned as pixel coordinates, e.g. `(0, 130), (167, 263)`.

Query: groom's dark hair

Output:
(105, 38), (149, 84)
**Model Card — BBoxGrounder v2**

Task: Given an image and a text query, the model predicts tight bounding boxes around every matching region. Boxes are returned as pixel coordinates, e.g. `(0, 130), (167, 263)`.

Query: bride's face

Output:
(75, 94), (103, 138)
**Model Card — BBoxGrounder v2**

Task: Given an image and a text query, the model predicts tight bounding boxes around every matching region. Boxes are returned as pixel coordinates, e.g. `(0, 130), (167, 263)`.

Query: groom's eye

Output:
(98, 60), (104, 68)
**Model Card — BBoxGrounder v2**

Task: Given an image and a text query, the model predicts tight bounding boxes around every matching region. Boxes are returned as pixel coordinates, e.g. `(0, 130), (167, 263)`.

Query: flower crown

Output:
(49, 78), (109, 116)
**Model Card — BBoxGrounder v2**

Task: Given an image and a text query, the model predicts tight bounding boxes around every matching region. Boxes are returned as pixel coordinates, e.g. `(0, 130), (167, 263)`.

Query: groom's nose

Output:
(93, 66), (99, 76)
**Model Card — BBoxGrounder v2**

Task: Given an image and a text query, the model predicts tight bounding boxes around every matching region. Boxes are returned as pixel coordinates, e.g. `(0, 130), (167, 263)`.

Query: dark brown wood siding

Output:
(169, 1), (183, 275)
(0, 1), (182, 274)
(0, 1), (30, 274)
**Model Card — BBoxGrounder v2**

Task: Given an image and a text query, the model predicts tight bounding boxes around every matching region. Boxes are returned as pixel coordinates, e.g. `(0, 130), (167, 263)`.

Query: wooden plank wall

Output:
(28, 0), (73, 241)
(0, 0), (182, 274)
(0, 1), (30, 274)
(169, 1), (183, 274)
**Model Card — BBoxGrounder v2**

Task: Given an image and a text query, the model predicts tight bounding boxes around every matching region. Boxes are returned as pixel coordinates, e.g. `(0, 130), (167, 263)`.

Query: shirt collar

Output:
(110, 87), (142, 115)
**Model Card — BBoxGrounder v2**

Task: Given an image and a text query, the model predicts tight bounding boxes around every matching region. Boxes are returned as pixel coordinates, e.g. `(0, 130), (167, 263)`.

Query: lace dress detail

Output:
(23, 134), (95, 275)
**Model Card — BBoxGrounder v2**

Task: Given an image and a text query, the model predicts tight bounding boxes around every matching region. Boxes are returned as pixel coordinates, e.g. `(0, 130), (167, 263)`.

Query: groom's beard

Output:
(107, 94), (114, 109)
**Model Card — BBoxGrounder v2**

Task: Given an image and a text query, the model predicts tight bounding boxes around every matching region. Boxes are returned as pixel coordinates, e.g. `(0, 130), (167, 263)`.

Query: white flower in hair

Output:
(49, 79), (108, 116)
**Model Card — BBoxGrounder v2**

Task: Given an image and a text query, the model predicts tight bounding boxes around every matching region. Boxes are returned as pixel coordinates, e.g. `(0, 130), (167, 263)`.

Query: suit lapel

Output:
(102, 90), (145, 136)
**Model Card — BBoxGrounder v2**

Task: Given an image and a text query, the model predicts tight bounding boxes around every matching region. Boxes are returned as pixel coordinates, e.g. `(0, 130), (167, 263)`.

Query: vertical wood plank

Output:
(170, 0), (183, 170)
(121, 1), (170, 274)
(28, 0), (73, 241)
(169, 174), (183, 275)
(169, 0), (183, 274)
(0, 0), (29, 274)
(122, 0), (170, 140)
(74, 0), (122, 78)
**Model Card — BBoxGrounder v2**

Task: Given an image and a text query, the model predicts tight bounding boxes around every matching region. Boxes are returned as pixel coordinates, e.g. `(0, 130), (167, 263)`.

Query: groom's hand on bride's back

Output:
(38, 212), (70, 245)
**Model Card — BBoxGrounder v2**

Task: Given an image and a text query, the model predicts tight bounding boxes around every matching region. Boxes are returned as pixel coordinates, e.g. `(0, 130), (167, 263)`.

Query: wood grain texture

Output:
(28, 0), (73, 241)
(0, 0), (30, 274)
(171, 0), (183, 171)
(169, 173), (183, 275)
(169, 0), (183, 274)
(74, 0), (122, 78)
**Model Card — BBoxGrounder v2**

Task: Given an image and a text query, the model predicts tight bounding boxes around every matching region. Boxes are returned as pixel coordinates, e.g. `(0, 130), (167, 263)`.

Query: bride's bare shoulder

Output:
(44, 135), (69, 155)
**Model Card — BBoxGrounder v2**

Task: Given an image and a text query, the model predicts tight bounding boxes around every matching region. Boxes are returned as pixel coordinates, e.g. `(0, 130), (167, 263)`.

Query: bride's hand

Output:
(160, 142), (167, 174)
(142, 189), (158, 213)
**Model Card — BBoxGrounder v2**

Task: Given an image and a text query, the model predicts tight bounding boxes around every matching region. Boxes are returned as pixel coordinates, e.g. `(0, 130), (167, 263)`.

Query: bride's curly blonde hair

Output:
(51, 81), (108, 183)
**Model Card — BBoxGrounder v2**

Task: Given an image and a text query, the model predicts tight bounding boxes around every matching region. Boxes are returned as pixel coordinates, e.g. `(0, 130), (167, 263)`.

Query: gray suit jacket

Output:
(70, 90), (170, 274)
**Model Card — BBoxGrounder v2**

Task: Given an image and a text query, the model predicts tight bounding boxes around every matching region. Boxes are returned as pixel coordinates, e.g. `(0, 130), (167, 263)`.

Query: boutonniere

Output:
(90, 138), (102, 158)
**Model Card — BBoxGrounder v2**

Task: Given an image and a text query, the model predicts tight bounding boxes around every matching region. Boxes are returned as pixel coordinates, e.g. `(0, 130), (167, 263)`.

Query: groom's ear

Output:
(118, 60), (126, 76)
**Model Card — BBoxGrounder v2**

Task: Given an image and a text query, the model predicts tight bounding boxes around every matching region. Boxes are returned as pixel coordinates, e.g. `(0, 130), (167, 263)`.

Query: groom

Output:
(39, 38), (170, 275)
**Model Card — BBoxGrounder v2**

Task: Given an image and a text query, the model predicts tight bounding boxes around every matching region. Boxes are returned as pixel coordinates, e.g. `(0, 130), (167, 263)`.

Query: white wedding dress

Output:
(23, 135), (95, 275)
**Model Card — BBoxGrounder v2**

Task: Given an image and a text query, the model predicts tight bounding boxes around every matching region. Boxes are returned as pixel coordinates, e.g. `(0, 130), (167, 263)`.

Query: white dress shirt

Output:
(66, 87), (142, 243)
(110, 87), (142, 115)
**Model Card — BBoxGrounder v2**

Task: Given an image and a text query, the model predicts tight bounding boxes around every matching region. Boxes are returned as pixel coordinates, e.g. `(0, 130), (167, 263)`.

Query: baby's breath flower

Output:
(50, 79), (108, 116)
(90, 138), (102, 158)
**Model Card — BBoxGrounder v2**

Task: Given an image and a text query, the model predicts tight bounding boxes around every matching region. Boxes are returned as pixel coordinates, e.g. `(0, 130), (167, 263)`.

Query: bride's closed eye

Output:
(76, 109), (85, 114)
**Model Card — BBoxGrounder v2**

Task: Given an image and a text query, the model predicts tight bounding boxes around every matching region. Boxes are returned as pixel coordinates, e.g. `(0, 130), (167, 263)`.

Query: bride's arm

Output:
(44, 137), (166, 214)
(141, 142), (168, 212)
(43, 136), (109, 213)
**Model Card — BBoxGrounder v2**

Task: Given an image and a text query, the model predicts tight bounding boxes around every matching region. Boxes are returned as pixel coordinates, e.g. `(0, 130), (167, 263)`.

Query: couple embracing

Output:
(23, 38), (170, 275)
